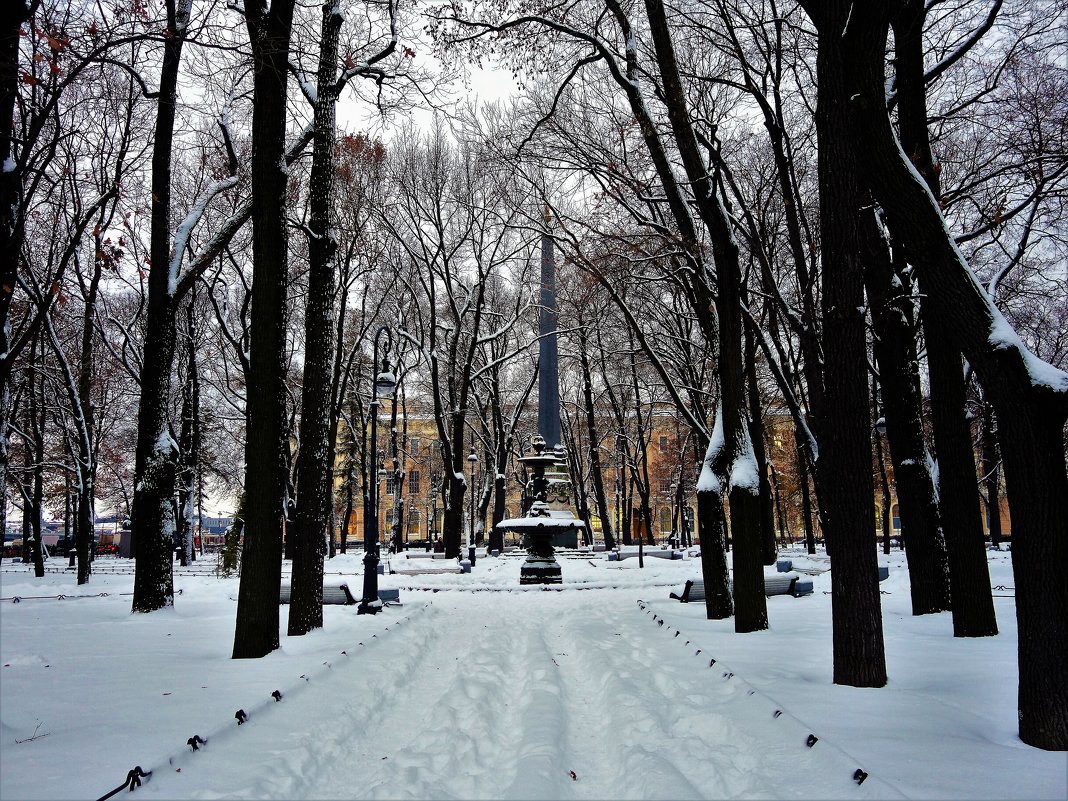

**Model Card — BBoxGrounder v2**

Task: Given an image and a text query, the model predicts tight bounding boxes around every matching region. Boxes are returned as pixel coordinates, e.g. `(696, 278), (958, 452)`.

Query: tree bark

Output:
(579, 328), (614, 550)
(233, 0), (297, 658)
(0, 3), (31, 540)
(844, 0), (1066, 748)
(130, 0), (194, 612)
(28, 362), (44, 578)
(220, 493), (245, 576)
(797, 437), (816, 554)
(289, 0), (343, 636)
(862, 217), (950, 614)
(177, 317), (196, 568)
(697, 438), (733, 620)
(744, 314), (777, 565)
(890, 0), (998, 639)
(872, 377), (893, 557)
(642, 0), (764, 631)
(979, 402), (1003, 550)
(801, 0), (887, 687)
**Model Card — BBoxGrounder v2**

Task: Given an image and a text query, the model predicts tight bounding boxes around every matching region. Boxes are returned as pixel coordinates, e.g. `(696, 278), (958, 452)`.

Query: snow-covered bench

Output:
(670, 574), (814, 603)
(279, 583), (401, 605)
(614, 549), (684, 561)
(279, 582), (358, 605)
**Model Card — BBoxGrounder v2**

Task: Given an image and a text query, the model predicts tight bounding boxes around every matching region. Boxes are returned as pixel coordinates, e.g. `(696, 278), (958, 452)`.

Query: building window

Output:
(410, 438), (420, 456)
(385, 475), (395, 496)
(409, 470), (420, 495)
(659, 435), (669, 451)
(660, 478), (672, 494)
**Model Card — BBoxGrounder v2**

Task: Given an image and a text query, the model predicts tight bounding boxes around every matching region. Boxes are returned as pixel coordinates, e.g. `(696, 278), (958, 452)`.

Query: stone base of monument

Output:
(519, 558), (562, 585)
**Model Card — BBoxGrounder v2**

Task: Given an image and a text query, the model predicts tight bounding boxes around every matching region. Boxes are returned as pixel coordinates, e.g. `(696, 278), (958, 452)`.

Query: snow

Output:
(0, 549), (1063, 800)
(728, 417), (759, 494)
(2, 157), (14, 173)
(988, 312), (1068, 392)
(697, 407), (723, 494)
(926, 449), (940, 503)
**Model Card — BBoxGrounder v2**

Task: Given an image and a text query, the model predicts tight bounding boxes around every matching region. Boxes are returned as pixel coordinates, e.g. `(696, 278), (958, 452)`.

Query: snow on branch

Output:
(169, 171), (239, 297)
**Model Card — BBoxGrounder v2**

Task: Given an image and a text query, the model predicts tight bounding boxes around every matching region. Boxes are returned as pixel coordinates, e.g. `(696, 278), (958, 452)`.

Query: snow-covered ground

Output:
(0, 547), (1063, 800)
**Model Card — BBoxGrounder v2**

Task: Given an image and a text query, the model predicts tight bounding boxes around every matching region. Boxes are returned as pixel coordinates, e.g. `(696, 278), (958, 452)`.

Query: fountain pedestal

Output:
(493, 436), (580, 586)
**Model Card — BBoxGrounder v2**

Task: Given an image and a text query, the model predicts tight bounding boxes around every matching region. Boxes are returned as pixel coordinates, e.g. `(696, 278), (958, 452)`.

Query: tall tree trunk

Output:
(641, 0), (764, 630)
(488, 372), (507, 553)
(565, 418), (594, 547)
(863, 219), (950, 614)
(388, 389), (406, 554)
(0, 3), (31, 545)
(890, 0), (997, 639)
(872, 377), (893, 556)
(233, 0), (297, 658)
(697, 432), (733, 620)
(220, 492), (245, 576)
(191, 283), (202, 560)
(289, 0), (342, 636)
(797, 437), (816, 554)
(341, 400), (358, 555)
(75, 249), (104, 583)
(844, 0), (1065, 748)
(802, 0), (887, 687)
(979, 402), (1003, 550)
(131, 0), (195, 612)
(744, 315), (776, 565)
(443, 476), (465, 560)
(177, 305), (197, 568)
(578, 330), (614, 550)
(28, 369), (44, 577)
(63, 477), (72, 565)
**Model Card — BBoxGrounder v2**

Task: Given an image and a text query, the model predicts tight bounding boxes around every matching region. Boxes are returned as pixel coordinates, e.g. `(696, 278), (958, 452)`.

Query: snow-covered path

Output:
(139, 590), (897, 800)
(5, 550), (1061, 800)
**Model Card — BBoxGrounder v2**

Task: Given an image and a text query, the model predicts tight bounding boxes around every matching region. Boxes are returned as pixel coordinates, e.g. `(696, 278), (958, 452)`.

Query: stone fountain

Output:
(494, 435), (583, 585)
(490, 207), (583, 584)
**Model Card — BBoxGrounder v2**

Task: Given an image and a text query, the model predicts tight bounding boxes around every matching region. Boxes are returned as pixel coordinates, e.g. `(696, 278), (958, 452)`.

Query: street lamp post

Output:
(467, 440), (478, 564)
(429, 470), (440, 552)
(669, 481), (679, 549)
(873, 416), (893, 555)
(613, 476), (620, 548)
(358, 326), (395, 615)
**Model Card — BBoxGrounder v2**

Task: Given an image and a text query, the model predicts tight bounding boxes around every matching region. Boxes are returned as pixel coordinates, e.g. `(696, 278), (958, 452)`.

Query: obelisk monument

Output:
(538, 206), (562, 449)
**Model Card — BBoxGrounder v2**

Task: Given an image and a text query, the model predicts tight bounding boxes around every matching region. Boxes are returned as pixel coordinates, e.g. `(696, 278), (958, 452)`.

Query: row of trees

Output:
(2, 0), (1064, 748)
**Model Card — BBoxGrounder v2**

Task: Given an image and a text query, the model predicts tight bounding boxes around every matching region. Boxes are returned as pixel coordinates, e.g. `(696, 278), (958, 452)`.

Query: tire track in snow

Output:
(542, 594), (717, 799)
(144, 603), (447, 800)
(147, 592), (896, 800)
(300, 593), (565, 799)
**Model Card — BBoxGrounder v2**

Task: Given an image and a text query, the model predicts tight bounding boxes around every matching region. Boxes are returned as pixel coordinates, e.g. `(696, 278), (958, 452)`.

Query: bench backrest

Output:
(280, 582), (356, 605)
(674, 574), (804, 603)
